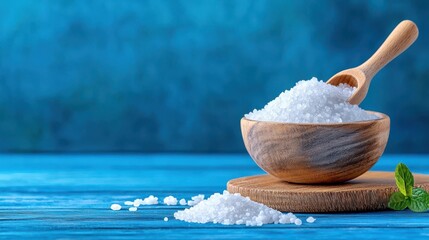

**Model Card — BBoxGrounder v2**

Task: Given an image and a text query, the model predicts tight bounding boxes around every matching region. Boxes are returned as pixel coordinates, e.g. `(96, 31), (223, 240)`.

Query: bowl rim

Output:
(242, 110), (390, 126)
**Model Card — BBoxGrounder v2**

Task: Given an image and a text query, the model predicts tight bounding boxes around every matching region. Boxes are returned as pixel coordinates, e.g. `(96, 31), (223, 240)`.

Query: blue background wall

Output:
(0, 0), (428, 153)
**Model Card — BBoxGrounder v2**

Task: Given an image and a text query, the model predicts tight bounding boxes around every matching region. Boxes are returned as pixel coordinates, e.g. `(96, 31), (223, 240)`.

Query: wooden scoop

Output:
(327, 20), (419, 105)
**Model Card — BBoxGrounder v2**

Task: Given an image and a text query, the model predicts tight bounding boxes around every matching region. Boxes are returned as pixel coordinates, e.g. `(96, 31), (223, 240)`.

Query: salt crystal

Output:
(187, 194), (205, 206)
(294, 218), (302, 226)
(163, 196), (178, 206)
(129, 207), (137, 212)
(306, 216), (316, 223)
(110, 204), (121, 211)
(245, 78), (378, 123)
(127, 196), (159, 207)
(279, 215), (291, 224)
(179, 198), (187, 205)
(174, 191), (299, 226)
(133, 199), (143, 207)
(142, 195), (158, 205)
(164, 217), (169, 221)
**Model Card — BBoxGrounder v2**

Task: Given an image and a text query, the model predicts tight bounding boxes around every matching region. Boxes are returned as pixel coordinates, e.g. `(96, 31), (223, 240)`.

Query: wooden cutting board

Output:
(227, 171), (429, 212)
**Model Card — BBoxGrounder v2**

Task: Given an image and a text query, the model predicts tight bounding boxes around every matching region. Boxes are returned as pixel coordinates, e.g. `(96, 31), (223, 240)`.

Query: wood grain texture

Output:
(227, 171), (429, 213)
(2, 154), (429, 239)
(241, 112), (390, 184)
(327, 20), (418, 105)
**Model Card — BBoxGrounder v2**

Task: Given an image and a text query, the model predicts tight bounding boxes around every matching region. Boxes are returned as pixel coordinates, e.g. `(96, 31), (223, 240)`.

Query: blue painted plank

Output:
(2, 228), (429, 240)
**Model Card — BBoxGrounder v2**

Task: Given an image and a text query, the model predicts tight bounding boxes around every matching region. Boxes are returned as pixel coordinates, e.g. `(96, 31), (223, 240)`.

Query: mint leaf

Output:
(395, 163), (414, 196)
(388, 191), (409, 210)
(389, 163), (429, 212)
(408, 188), (429, 212)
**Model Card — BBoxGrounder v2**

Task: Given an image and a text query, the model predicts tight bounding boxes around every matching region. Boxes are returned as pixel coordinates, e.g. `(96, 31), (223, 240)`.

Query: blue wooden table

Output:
(1, 154), (429, 239)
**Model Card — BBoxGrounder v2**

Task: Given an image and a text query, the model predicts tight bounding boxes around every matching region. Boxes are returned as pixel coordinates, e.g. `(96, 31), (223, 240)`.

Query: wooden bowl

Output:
(241, 111), (390, 184)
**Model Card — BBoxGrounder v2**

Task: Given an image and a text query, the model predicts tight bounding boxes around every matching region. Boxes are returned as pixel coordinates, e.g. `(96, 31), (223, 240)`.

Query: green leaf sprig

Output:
(388, 163), (429, 212)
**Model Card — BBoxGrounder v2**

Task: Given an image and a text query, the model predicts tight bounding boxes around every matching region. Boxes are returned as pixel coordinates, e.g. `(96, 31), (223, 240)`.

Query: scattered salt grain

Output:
(110, 204), (121, 211)
(129, 207), (137, 212)
(179, 198), (187, 206)
(124, 201), (134, 206)
(174, 191), (299, 226)
(164, 217), (169, 222)
(142, 195), (158, 205)
(133, 199), (143, 207)
(245, 77), (378, 123)
(187, 194), (204, 206)
(306, 216), (316, 223)
(163, 196), (178, 206)
(129, 196), (159, 207)
(294, 218), (302, 226)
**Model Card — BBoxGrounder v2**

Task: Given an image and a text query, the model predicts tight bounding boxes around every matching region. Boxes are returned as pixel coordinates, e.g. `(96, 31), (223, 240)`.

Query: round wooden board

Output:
(227, 171), (429, 212)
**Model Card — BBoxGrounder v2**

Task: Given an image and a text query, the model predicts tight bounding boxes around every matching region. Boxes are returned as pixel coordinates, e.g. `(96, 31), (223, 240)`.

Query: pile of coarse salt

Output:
(110, 191), (316, 226)
(174, 191), (311, 226)
(245, 77), (378, 123)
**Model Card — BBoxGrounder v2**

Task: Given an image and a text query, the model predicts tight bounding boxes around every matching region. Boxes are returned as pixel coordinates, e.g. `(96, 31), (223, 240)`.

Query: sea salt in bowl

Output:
(241, 111), (390, 184)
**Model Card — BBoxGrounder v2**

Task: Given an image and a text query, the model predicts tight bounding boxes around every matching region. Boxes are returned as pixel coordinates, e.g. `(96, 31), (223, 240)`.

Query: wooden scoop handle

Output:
(359, 20), (419, 79)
